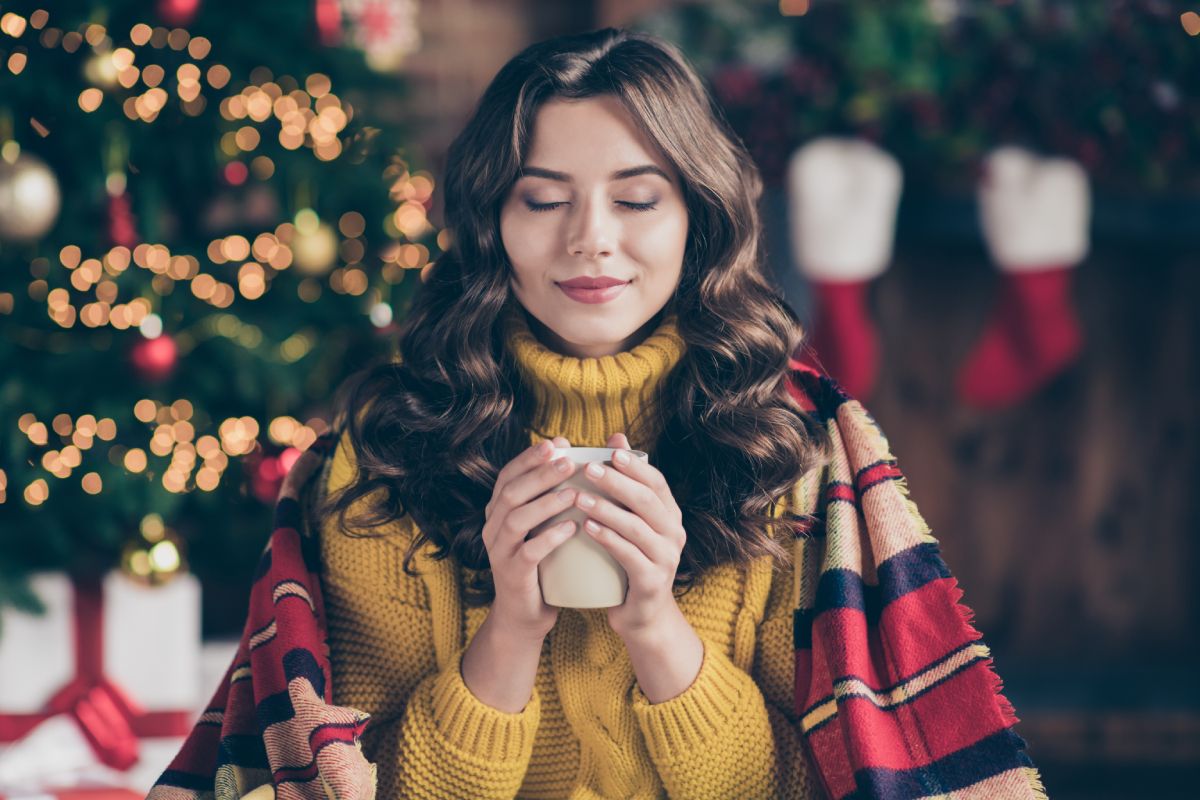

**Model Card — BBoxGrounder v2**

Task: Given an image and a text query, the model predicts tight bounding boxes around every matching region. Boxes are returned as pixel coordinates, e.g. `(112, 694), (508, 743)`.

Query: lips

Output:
(556, 277), (630, 289)
(557, 280), (630, 304)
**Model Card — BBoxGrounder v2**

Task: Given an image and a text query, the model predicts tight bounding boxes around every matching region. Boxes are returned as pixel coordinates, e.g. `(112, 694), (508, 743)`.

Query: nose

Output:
(566, 194), (614, 260)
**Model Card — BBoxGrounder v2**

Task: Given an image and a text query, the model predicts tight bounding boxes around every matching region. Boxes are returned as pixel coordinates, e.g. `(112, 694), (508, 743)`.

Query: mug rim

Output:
(550, 446), (648, 463)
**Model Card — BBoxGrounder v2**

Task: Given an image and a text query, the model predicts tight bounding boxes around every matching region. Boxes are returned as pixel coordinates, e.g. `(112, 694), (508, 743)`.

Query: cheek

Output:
(630, 211), (688, 278)
(501, 208), (558, 268)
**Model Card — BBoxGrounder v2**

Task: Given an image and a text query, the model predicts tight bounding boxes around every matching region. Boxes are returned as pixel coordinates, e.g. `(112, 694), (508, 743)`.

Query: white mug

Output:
(530, 446), (649, 608)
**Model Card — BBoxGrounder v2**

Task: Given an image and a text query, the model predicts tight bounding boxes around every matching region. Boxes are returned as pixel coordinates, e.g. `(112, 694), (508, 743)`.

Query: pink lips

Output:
(556, 280), (630, 304)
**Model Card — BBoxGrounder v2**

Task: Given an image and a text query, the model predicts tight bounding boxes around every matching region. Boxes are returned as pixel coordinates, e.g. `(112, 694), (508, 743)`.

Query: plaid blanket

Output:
(147, 366), (1045, 799)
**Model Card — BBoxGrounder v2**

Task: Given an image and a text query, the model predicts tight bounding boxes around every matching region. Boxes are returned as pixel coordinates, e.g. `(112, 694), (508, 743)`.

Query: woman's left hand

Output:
(576, 432), (687, 640)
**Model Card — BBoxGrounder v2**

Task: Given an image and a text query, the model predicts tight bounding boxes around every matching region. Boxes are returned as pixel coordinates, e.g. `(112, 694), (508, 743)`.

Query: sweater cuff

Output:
(428, 648), (542, 763)
(630, 638), (756, 765)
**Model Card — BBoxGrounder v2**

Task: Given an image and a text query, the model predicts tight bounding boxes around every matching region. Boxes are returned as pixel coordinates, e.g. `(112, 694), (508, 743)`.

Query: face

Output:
(500, 95), (689, 358)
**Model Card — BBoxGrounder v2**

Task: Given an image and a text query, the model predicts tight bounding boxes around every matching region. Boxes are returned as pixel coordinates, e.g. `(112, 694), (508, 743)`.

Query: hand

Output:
(576, 432), (688, 641)
(482, 436), (581, 644)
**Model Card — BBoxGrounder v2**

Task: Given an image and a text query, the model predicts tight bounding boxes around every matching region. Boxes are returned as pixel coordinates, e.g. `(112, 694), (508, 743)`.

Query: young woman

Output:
(316, 26), (832, 799)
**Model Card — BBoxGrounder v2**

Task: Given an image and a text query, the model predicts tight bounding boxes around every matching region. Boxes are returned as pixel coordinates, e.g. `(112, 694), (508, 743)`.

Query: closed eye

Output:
(525, 201), (658, 213)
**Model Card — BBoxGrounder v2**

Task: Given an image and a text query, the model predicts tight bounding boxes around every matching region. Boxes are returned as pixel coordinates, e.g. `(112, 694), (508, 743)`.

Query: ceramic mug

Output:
(529, 446), (649, 608)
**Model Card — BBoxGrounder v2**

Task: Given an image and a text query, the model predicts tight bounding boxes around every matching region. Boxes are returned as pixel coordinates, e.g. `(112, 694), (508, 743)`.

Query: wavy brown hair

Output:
(319, 27), (830, 607)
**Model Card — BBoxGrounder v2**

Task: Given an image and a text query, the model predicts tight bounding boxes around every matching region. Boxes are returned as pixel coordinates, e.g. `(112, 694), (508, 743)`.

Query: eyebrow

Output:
(519, 164), (671, 183)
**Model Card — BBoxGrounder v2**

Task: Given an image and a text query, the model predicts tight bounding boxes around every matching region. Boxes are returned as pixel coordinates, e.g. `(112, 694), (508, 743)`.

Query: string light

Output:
(2, 8), (434, 518)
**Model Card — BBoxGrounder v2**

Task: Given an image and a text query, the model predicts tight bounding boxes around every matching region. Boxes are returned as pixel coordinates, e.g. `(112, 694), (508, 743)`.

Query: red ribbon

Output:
(0, 574), (194, 770)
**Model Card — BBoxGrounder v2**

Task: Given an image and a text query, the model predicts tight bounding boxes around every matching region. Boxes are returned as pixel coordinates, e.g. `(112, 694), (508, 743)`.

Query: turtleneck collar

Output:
(502, 303), (687, 452)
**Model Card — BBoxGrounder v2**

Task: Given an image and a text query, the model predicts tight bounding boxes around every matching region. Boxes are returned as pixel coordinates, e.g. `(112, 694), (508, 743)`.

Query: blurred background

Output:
(0, 0), (1196, 796)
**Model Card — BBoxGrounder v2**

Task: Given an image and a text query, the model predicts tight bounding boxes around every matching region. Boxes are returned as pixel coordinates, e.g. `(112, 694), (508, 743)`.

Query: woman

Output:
(151, 27), (1043, 800)
(318, 26), (828, 799)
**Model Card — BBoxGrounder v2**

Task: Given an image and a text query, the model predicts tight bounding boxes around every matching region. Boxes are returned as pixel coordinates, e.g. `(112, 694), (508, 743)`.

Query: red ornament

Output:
(248, 446), (302, 505)
(158, 0), (201, 26)
(130, 334), (178, 382)
(315, 0), (343, 46)
(107, 192), (139, 249)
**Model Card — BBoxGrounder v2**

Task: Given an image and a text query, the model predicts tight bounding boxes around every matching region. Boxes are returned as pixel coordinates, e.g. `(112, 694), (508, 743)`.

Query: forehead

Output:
(522, 96), (671, 179)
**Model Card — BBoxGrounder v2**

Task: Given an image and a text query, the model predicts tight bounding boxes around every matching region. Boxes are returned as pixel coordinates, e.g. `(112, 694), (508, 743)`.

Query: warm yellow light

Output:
(305, 73), (331, 97)
(188, 36), (211, 60)
(338, 211), (366, 239)
(134, 398), (157, 423)
(195, 466), (220, 491)
(1, 12), (28, 37)
(141, 512), (165, 541)
(196, 435), (221, 458)
(27, 422), (49, 445)
(123, 448), (148, 473)
(149, 540), (181, 571)
(24, 478), (49, 506)
(207, 64), (230, 89)
(79, 88), (104, 112)
(81, 472), (102, 494)
(130, 24), (153, 46)
(222, 235), (251, 261)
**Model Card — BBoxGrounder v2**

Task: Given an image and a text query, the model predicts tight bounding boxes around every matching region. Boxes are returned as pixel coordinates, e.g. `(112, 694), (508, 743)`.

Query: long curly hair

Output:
(319, 27), (830, 607)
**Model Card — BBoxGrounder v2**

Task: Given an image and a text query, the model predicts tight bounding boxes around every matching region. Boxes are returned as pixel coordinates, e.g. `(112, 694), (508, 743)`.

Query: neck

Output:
(503, 303), (686, 452)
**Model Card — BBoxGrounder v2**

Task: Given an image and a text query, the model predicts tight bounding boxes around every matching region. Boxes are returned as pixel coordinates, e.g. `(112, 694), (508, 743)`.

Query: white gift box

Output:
(0, 571), (202, 793)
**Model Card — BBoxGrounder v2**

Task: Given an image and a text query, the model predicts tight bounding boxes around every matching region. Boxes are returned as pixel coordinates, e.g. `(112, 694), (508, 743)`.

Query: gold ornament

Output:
(0, 151), (62, 242)
(84, 52), (120, 88)
(120, 512), (188, 586)
(291, 211), (339, 276)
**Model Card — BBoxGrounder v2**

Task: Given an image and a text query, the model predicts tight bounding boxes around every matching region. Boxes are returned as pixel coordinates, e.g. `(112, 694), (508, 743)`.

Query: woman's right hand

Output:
(482, 436), (580, 644)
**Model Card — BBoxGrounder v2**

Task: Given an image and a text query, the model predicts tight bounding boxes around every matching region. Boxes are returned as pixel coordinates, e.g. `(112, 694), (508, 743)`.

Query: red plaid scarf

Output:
(148, 367), (1045, 799)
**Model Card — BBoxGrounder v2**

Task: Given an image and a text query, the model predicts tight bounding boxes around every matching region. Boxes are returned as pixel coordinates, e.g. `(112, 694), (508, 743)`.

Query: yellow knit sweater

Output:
(319, 304), (822, 799)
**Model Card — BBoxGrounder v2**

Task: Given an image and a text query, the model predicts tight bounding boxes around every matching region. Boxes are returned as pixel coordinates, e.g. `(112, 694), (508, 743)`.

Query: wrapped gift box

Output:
(0, 571), (201, 794)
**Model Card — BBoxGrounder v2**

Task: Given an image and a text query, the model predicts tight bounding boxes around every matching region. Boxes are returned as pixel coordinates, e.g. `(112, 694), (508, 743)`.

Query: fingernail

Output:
(577, 493), (596, 509)
(586, 463), (604, 478)
(557, 488), (576, 502)
(538, 440), (552, 455)
(554, 458), (570, 473)
(613, 450), (630, 466)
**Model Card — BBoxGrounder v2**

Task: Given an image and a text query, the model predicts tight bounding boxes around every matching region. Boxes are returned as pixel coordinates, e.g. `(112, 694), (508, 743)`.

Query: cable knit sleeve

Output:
(319, 429), (540, 799)
(627, 472), (823, 800)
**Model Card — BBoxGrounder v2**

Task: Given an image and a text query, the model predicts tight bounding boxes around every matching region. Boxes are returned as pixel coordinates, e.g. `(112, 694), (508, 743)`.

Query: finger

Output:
(487, 456), (577, 550)
(498, 485), (579, 558)
(519, 518), (578, 565)
(581, 462), (678, 540)
(576, 492), (672, 565)
(495, 439), (556, 494)
(582, 518), (653, 584)
(607, 447), (681, 519)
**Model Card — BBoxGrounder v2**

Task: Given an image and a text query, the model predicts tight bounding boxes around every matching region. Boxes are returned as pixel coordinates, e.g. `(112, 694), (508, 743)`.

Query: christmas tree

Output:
(638, 0), (1198, 194)
(0, 0), (440, 633)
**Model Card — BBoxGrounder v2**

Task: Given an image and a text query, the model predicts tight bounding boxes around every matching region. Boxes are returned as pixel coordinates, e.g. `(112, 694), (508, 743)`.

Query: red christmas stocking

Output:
(959, 145), (1090, 410)
(787, 136), (903, 401)
(797, 279), (879, 400)
(956, 265), (1082, 409)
